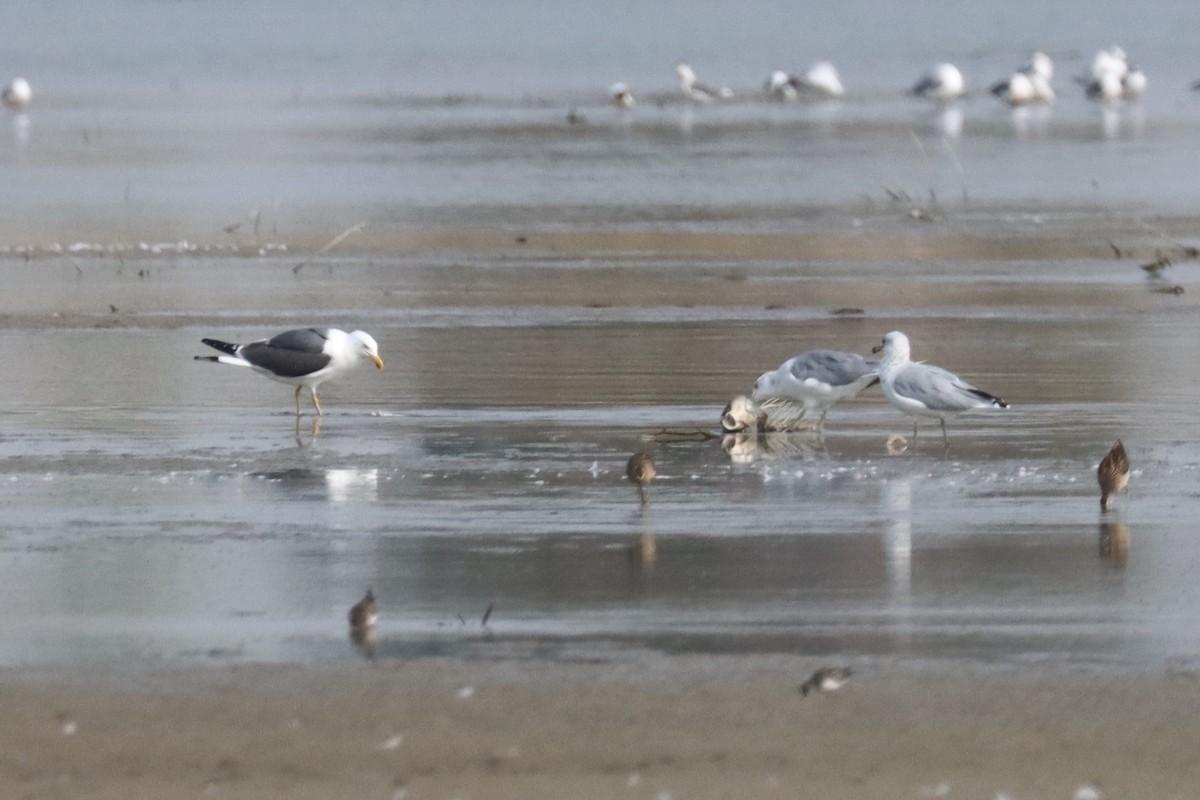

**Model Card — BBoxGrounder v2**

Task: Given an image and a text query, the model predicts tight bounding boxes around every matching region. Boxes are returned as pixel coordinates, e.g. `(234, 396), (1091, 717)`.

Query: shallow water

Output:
(1, 248), (1199, 672)
(3, 2), (1200, 673)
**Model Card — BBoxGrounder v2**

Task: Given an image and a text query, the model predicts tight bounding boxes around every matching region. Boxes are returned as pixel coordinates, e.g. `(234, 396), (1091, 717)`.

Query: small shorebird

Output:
(799, 666), (853, 696)
(751, 350), (879, 430)
(195, 327), (384, 416)
(2, 77), (31, 110)
(609, 81), (635, 110)
(348, 589), (378, 628)
(912, 63), (966, 101)
(626, 452), (656, 505)
(873, 331), (1008, 447)
(1098, 440), (1130, 511)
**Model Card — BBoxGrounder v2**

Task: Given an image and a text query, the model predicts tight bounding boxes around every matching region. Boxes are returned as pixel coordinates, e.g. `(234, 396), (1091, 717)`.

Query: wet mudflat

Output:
(1, 239), (1197, 672)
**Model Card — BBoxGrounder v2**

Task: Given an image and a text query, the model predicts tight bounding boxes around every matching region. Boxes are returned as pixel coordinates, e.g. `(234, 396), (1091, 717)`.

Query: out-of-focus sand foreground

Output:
(2, 660), (1198, 799)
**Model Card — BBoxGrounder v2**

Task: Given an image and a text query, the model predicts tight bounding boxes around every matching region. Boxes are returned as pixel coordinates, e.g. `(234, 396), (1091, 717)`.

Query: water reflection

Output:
(937, 106), (963, 139)
(881, 477), (914, 606)
(721, 431), (824, 465)
(1099, 516), (1130, 569)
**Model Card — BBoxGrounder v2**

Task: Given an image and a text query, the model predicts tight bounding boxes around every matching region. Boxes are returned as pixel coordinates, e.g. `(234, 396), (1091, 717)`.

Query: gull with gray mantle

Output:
(872, 331), (1008, 446)
(750, 350), (880, 430)
(195, 327), (384, 416)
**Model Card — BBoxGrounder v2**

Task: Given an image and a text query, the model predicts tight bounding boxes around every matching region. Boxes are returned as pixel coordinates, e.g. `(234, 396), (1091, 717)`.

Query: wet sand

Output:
(5, 660), (1199, 799)
(3, 223), (1200, 793)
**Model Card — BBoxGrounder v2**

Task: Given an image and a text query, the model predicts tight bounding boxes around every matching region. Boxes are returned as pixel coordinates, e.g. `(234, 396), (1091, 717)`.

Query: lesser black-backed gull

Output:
(194, 327), (383, 416)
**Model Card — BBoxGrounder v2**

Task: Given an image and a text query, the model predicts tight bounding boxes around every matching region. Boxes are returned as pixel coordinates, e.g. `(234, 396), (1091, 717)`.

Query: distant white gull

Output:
(1081, 46), (1140, 103)
(1122, 65), (1147, 99)
(991, 52), (1054, 105)
(798, 61), (845, 98)
(195, 327), (384, 416)
(911, 63), (965, 101)
(764, 68), (799, 102)
(751, 350), (880, 429)
(872, 331), (1008, 446)
(675, 62), (733, 103)
(609, 81), (635, 110)
(2, 77), (31, 110)
(991, 71), (1036, 106)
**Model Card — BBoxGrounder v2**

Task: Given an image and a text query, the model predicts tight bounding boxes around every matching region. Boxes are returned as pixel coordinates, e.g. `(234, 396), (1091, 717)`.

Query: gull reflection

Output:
(325, 468), (379, 503)
(720, 431), (824, 465)
(882, 477), (913, 605)
(938, 106), (963, 138)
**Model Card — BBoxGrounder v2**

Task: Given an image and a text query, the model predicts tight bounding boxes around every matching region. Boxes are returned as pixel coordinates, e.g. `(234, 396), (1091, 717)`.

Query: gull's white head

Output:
(871, 331), (911, 364)
(750, 369), (781, 401)
(675, 62), (697, 87)
(2, 77), (31, 109)
(1092, 47), (1128, 80)
(349, 330), (384, 369)
(1027, 52), (1053, 80)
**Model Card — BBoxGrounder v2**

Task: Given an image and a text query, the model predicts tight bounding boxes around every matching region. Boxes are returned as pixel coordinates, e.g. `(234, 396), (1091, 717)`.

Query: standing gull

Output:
(872, 331), (1008, 446)
(194, 327), (384, 416)
(751, 350), (879, 430)
(2, 77), (31, 110)
(675, 62), (733, 103)
(911, 63), (966, 101)
(1098, 440), (1130, 511)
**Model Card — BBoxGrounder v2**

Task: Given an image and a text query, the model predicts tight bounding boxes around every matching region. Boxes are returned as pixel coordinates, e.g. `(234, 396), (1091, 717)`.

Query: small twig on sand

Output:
(292, 221), (365, 274)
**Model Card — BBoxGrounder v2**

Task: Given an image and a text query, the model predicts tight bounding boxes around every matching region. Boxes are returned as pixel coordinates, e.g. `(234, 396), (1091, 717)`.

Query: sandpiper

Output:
(799, 666), (853, 696)
(1098, 440), (1130, 511)
(626, 452), (656, 505)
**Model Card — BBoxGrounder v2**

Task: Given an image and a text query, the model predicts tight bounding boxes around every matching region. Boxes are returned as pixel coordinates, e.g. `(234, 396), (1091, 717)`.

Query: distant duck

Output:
(676, 62), (734, 103)
(1097, 440), (1130, 511)
(912, 63), (966, 101)
(625, 452), (657, 505)
(799, 666), (853, 696)
(2, 77), (31, 110)
(609, 81), (635, 110)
